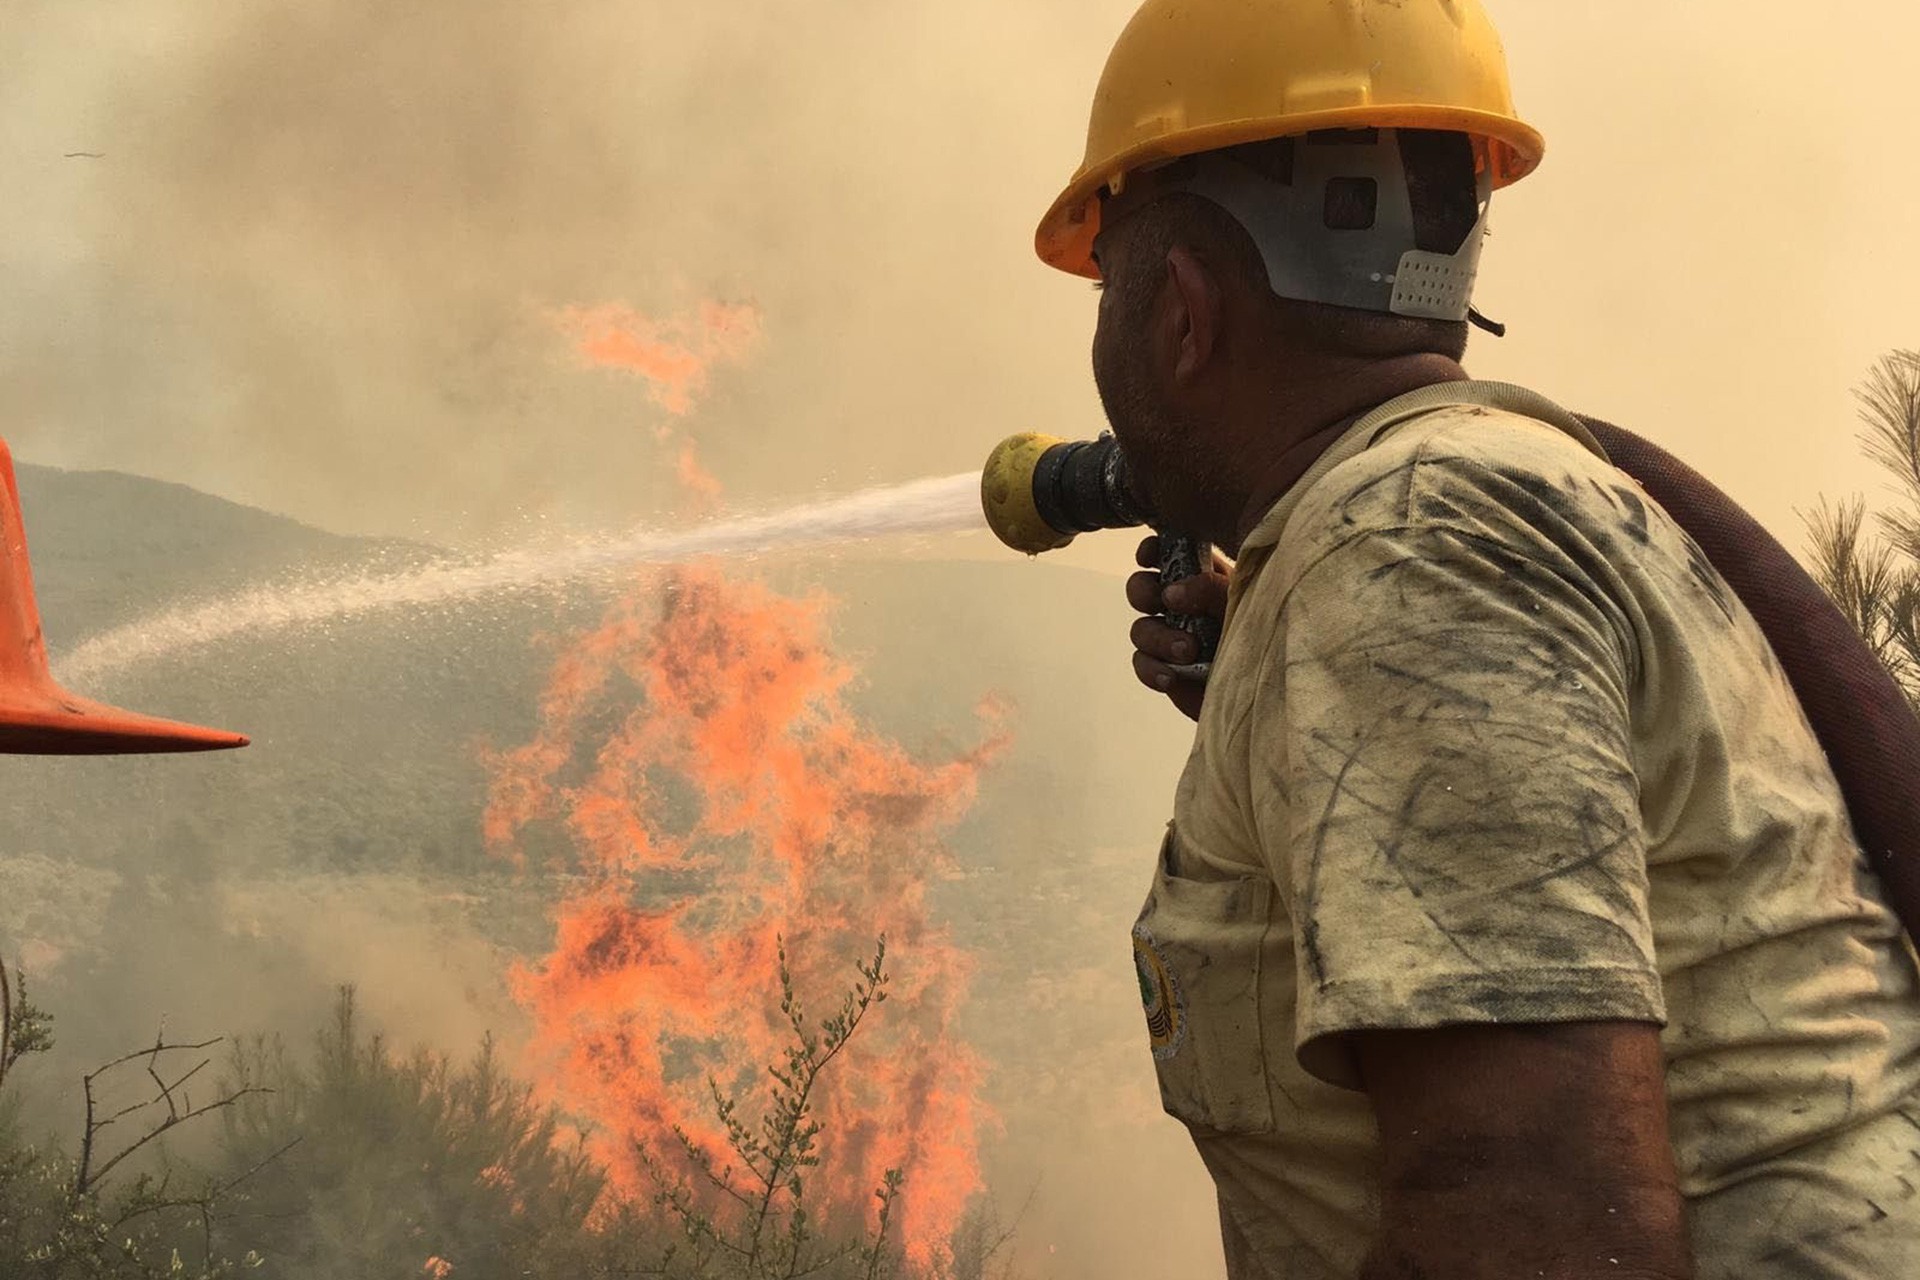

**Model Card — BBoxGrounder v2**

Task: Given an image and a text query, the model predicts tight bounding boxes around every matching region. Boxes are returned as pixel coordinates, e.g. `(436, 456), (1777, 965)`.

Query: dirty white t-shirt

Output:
(1132, 381), (1920, 1278)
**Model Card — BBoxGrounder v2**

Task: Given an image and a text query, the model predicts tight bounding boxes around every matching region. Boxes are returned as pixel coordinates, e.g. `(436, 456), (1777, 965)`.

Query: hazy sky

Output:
(3, 0), (1913, 554)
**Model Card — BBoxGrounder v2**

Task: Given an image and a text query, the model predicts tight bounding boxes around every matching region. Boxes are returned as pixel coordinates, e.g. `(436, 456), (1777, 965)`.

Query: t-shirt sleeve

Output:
(1250, 507), (1665, 1091)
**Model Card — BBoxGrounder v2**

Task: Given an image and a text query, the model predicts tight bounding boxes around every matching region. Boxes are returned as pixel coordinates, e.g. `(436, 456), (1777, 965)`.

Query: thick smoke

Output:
(0, 0), (1102, 542)
(3, 1), (1915, 545)
(4, 2), (1920, 1276)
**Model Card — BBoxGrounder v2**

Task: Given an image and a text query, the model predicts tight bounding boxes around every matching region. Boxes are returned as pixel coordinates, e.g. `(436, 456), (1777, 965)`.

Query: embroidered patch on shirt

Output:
(1133, 923), (1188, 1061)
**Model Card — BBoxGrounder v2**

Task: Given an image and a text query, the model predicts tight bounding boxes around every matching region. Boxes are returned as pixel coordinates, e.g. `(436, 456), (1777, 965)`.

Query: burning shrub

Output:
(485, 567), (1008, 1268)
(637, 936), (905, 1280)
(2, 945), (1023, 1279)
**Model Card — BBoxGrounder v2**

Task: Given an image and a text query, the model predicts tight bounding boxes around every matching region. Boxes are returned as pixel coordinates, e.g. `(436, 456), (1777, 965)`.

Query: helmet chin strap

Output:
(1104, 129), (1502, 332)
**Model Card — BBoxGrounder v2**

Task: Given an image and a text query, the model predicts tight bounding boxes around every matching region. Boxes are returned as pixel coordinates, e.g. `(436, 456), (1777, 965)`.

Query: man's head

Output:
(1089, 129), (1483, 544)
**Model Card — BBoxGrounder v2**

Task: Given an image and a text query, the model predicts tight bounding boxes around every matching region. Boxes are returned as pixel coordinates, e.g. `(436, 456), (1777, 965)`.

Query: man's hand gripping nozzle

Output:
(981, 432), (1220, 683)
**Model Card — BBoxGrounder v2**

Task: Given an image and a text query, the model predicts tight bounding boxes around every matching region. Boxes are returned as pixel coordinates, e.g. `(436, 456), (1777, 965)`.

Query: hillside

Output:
(17, 463), (435, 652)
(0, 462), (1218, 1277)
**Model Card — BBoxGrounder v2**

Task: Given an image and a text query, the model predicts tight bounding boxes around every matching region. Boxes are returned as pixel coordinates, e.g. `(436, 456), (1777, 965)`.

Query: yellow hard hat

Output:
(1037, 0), (1545, 279)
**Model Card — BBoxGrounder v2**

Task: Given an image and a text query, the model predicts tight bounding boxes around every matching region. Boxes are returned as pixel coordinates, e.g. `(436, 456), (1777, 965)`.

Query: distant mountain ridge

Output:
(0, 461), (1214, 1273)
(15, 461), (434, 653)
(0, 459), (1185, 883)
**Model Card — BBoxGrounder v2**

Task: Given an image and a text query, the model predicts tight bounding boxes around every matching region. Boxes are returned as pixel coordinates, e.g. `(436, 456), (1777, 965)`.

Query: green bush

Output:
(2, 943), (1018, 1280)
(215, 987), (626, 1279)
(0, 956), (260, 1280)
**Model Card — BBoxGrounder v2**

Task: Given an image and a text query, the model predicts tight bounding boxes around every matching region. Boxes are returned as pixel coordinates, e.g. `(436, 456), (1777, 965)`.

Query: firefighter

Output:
(1040, 2), (1920, 1275)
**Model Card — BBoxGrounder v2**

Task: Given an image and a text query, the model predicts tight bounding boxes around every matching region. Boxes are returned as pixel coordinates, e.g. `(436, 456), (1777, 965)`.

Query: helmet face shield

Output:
(1098, 128), (1492, 323)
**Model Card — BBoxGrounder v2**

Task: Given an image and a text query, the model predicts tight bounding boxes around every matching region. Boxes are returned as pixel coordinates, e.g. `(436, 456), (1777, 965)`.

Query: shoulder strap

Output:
(1578, 414), (1920, 950)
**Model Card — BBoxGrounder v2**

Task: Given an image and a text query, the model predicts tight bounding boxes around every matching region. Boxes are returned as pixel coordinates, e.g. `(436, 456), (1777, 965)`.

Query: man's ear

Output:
(1163, 245), (1221, 386)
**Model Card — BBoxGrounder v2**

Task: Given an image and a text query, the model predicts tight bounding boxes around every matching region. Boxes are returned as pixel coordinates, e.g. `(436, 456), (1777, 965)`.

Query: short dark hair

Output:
(1105, 130), (1479, 363)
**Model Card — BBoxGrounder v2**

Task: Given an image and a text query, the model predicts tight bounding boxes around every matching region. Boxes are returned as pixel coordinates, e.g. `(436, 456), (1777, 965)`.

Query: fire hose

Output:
(979, 432), (1221, 683)
(981, 421), (1920, 946)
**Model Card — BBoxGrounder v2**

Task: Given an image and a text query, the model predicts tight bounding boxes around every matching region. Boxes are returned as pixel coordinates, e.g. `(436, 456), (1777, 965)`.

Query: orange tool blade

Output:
(0, 439), (248, 754)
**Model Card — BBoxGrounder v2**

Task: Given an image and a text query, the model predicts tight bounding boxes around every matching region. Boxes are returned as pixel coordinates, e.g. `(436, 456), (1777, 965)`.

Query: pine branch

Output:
(1855, 350), (1920, 508)
(1805, 351), (1920, 720)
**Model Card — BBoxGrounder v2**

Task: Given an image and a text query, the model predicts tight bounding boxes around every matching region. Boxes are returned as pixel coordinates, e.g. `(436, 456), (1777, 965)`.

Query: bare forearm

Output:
(1353, 1134), (1695, 1280)
(1361, 1256), (1690, 1280)
(1356, 1183), (1693, 1279)
(1356, 1169), (1693, 1278)
(1360, 1234), (1693, 1280)
(1354, 1022), (1695, 1280)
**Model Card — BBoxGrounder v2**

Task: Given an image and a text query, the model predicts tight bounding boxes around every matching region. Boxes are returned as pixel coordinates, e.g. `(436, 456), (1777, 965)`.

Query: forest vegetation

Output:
(5, 351), (1918, 1277)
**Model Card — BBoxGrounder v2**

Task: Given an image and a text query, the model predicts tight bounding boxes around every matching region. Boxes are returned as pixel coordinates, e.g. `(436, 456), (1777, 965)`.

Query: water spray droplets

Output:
(56, 472), (987, 684)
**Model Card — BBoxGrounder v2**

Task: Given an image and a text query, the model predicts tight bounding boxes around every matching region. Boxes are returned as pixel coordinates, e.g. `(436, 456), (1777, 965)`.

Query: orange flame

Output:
(673, 439), (724, 514)
(485, 568), (1008, 1265)
(558, 300), (762, 416)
